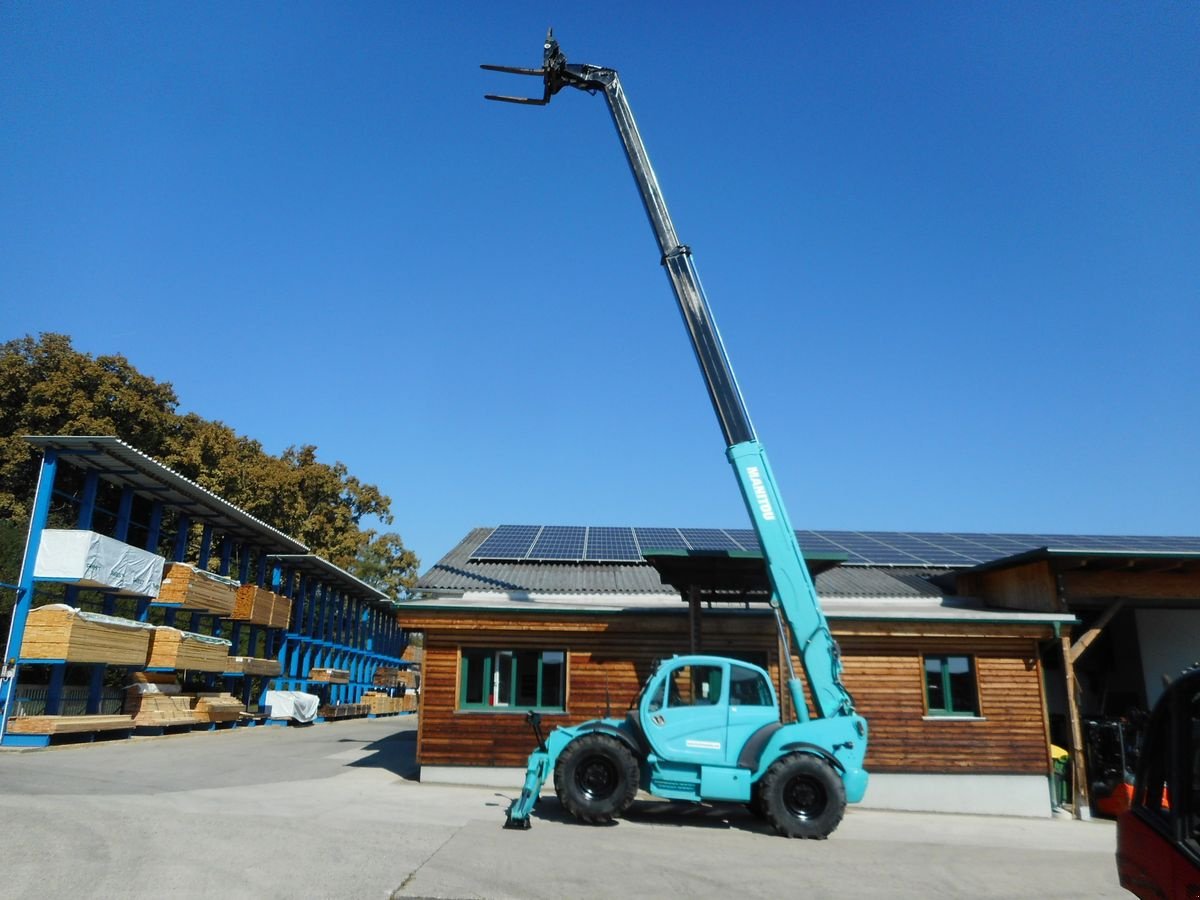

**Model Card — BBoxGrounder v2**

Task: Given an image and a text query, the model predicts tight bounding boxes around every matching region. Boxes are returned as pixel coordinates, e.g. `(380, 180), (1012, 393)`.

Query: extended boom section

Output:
(485, 30), (868, 838)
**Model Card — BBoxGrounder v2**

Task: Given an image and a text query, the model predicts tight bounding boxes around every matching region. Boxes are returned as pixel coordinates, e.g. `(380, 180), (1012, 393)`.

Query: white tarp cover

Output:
(34, 530), (165, 597)
(264, 690), (320, 723)
(36, 603), (158, 631)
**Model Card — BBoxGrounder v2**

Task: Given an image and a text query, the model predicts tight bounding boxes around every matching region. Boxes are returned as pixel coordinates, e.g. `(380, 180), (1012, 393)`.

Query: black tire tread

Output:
(554, 733), (640, 824)
(759, 753), (846, 839)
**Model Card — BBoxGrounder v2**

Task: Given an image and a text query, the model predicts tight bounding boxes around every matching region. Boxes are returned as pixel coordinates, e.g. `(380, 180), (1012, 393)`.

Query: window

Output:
(730, 664), (773, 707)
(459, 648), (565, 711)
(924, 655), (980, 717)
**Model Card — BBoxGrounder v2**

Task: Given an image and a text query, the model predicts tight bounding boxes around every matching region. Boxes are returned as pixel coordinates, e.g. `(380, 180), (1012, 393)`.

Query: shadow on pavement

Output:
(345, 729), (420, 781)
(526, 795), (774, 835)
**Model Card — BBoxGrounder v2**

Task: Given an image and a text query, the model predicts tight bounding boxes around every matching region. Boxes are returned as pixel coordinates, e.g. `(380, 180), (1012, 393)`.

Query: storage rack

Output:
(0, 436), (409, 746)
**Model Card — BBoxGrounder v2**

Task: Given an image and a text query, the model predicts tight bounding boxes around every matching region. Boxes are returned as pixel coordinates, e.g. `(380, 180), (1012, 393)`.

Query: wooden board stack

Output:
(146, 627), (233, 672)
(6, 714), (135, 735)
(373, 667), (402, 687)
(156, 563), (239, 615)
(362, 692), (403, 715)
(227, 657), (282, 677)
(319, 703), (368, 719)
(308, 667), (350, 684)
(190, 693), (244, 724)
(231, 585), (290, 628)
(129, 693), (197, 728)
(19, 604), (154, 665)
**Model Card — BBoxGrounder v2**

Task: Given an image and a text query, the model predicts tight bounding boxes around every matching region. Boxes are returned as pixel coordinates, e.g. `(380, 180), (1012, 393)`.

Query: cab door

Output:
(641, 659), (730, 766)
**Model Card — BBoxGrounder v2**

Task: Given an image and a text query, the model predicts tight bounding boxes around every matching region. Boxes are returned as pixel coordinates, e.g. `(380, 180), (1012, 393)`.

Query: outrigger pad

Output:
(503, 807), (532, 830)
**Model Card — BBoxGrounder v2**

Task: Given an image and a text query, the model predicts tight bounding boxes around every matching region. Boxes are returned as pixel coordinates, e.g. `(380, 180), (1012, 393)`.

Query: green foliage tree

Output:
(354, 531), (420, 599)
(0, 333), (419, 598)
(0, 333), (179, 521)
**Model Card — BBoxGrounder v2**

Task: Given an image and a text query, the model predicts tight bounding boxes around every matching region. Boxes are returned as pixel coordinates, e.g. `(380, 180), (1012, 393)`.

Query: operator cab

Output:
(638, 656), (778, 769)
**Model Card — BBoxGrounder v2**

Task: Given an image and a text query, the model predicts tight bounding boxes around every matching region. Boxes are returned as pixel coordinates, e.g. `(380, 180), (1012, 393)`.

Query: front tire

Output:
(759, 753), (845, 839)
(554, 733), (639, 824)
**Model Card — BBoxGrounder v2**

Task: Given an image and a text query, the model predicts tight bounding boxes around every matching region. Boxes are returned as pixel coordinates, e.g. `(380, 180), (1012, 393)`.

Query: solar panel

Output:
(679, 528), (744, 552)
(472, 525), (540, 560)
(529, 526), (586, 560)
(468, 525), (1200, 566)
(633, 527), (689, 552)
(584, 527), (641, 561)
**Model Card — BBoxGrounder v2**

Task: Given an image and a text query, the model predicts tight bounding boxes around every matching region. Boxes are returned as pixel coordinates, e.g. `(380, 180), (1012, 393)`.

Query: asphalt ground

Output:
(0, 717), (1126, 899)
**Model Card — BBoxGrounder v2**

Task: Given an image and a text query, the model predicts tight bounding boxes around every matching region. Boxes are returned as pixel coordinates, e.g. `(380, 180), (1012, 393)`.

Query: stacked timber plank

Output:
(6, 714), (134, 735)
(362, 692), (403, 715)
(319, 702), (368, 719)
(372, 667), (399, 687)
(401, 691), (418, 713)
(230, 585), (291, 629)
(129, 693), (197, 728)
(190, 693), (244, 724)
(156, 562), (238, 615)
(19, 604), (155, 665)
(227, 657), (282, 677)
(308, 667), (350, 684)
(126, 672), (196, 727)
(146, 627), (233, 672)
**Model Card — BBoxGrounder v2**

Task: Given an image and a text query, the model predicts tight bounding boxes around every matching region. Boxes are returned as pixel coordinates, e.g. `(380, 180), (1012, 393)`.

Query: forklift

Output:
(483, 31), (868, 839)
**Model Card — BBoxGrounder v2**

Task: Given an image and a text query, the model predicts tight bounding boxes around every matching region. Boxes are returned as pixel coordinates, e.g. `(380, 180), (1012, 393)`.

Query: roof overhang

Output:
(26, 435), (307, 553)
(963, 547), (1200, 577)
(641, 548), (846, 601)
(268, 553), (392, 605)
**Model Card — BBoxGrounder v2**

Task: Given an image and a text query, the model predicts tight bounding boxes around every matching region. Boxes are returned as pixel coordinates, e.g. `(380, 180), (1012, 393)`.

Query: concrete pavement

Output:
(0, 717), (1125, 899)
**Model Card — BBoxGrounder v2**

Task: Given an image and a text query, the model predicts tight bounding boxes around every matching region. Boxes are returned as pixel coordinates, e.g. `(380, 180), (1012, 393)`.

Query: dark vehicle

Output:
(1116, 666), (1200, 898)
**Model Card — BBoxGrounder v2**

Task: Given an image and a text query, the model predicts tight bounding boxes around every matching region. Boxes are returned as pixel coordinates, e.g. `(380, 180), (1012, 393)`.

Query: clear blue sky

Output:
(2, 2), (1197, 572)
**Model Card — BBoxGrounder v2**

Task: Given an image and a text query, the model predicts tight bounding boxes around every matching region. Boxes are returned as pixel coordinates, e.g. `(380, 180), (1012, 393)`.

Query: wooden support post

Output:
(688, 585), (701, 655)
(1069, 600), (1123, 665)
(1061, 634), (1089, 819)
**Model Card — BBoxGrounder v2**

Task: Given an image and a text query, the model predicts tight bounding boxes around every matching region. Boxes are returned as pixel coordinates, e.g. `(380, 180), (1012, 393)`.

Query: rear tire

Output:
(759, 753), (845, 839)
(554, 733), (639, 824)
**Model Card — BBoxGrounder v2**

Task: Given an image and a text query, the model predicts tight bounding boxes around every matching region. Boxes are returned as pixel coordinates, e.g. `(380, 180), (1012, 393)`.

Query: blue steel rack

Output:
(0, 436), (409, 746)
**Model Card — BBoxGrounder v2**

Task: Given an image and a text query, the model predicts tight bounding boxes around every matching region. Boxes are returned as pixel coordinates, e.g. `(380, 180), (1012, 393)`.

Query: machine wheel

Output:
(554, 733), (639, 824)
(759, 753), (846, 839)
(747, 783), (768, 819)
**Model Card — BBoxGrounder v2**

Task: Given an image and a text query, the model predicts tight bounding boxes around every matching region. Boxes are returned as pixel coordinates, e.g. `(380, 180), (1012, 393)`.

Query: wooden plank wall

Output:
(405, 611), (1052, 775)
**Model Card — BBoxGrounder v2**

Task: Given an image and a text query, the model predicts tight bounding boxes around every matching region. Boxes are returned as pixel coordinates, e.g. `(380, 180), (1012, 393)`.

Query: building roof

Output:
(409, 525), (1078, 624)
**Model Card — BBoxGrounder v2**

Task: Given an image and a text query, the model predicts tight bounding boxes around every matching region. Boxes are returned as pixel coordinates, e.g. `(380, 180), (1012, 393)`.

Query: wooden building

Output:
(405, 525), (1200, 820)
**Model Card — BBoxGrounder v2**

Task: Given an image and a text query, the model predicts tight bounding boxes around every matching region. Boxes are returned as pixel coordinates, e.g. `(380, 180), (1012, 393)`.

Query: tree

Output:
(0, 333), (420, 598)
(0, 333), (179, 521)
(353, 531), (420, 599)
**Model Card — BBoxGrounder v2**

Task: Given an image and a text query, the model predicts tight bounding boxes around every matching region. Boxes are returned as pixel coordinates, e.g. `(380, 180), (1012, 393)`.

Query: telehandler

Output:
(483, 31), (868, 839)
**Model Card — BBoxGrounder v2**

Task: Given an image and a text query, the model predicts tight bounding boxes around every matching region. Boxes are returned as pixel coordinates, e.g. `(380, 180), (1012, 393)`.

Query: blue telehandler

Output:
(483, 31), (868, 839)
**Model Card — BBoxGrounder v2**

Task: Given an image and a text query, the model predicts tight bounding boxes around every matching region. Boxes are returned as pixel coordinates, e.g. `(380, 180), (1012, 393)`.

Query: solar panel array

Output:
(469, 524), (1200, 567)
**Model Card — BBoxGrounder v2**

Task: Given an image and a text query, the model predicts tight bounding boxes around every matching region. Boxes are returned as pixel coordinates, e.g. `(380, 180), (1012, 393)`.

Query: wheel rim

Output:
(575, 754), (618, 801)
(782, 774), (827, 820)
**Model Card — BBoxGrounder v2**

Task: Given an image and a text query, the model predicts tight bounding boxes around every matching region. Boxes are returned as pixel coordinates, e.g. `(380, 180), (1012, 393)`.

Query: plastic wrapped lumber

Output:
(308, 668), (350, 684)
(146, 627), (233, 672)
(33, 530), (164, 597)
(156, 563), (239, 615)
(19, 604), (155, 665)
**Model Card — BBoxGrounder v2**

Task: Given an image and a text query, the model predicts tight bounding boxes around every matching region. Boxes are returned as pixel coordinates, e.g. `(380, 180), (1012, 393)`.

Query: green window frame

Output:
(923, 654), (980, 717)
(459, 648), (566, 711)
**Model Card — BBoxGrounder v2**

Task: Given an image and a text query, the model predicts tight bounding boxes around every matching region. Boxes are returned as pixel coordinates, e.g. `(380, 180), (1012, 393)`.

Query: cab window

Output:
(730, 664), (772, 706)
(665, 664), (724, 707)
